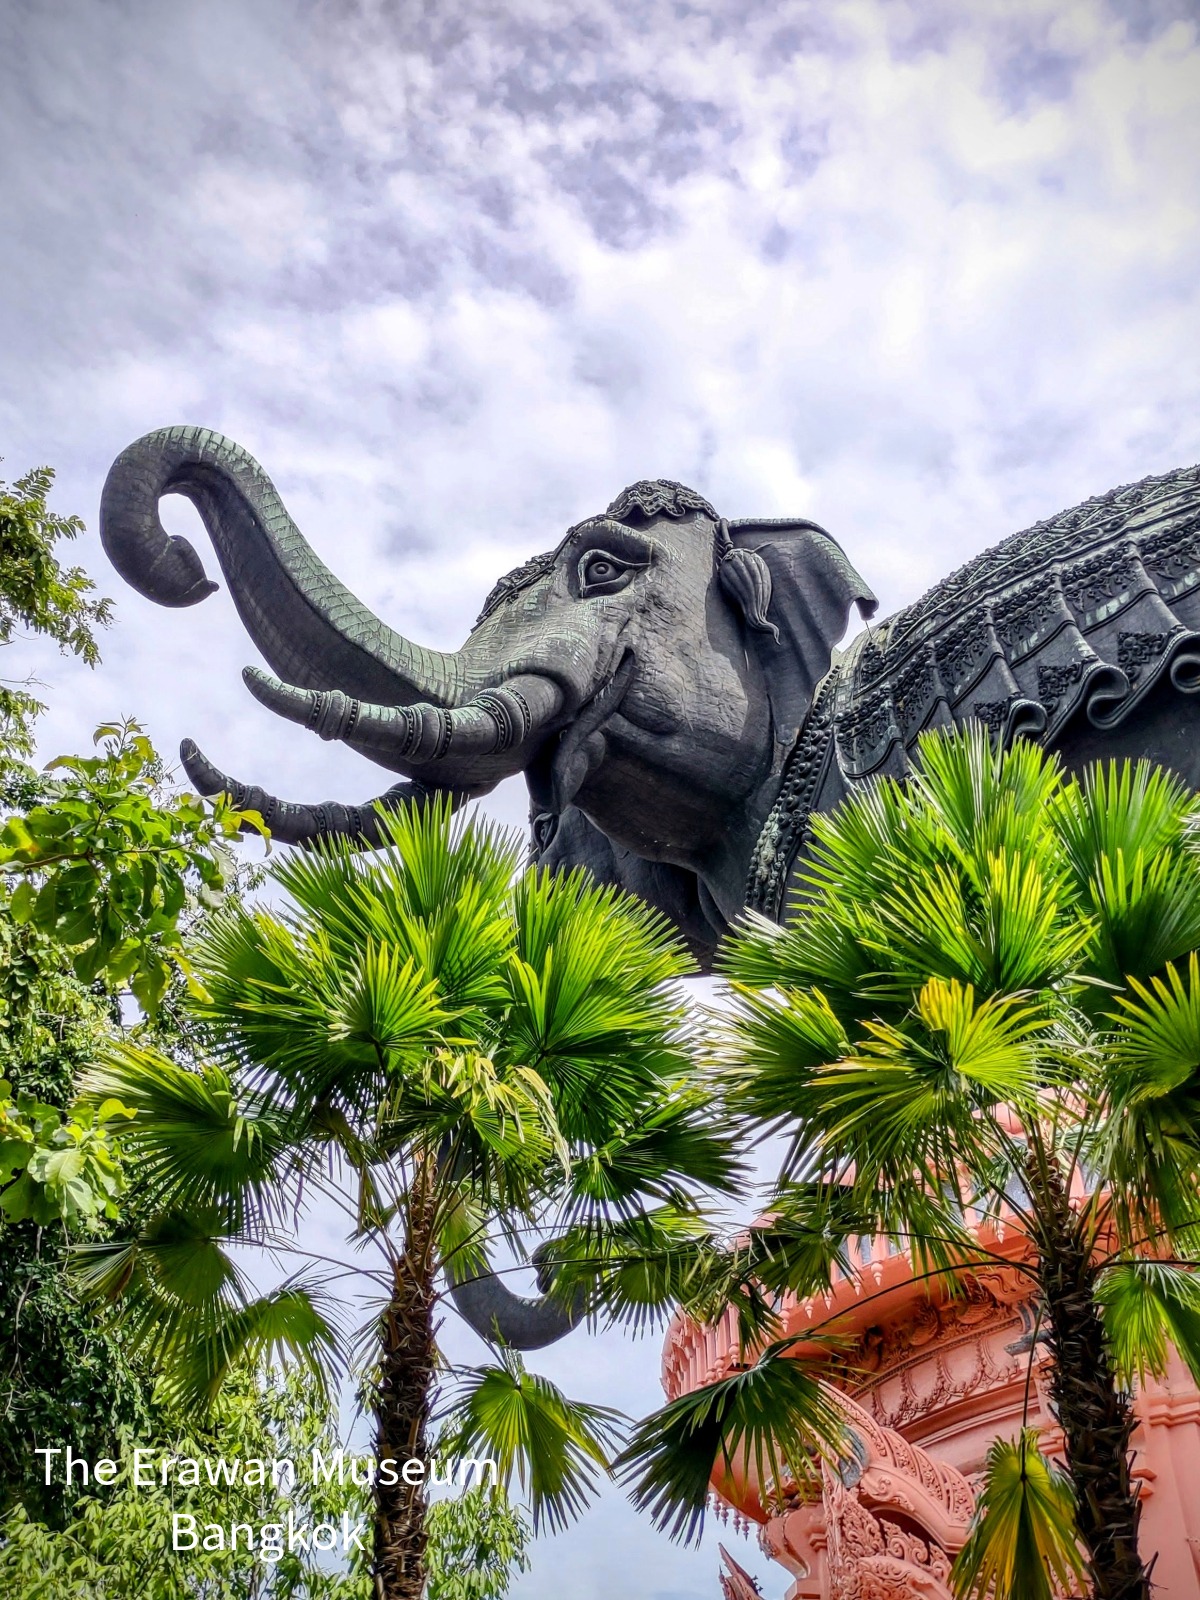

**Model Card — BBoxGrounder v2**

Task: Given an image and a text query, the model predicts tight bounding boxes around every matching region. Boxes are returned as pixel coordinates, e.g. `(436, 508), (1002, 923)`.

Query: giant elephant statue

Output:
(99, 425), (1200, 1345)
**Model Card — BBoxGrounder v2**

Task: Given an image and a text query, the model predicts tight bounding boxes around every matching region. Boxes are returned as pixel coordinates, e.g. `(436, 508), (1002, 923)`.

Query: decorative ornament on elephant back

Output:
(100, 427), (1200, 1347)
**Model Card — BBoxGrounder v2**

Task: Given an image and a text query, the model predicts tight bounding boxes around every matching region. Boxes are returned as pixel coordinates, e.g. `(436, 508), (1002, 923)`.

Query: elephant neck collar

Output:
(744, 665), (841, 921)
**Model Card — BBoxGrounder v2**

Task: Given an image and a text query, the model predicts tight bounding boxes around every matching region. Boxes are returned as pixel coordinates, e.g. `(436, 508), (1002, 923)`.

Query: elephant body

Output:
(536, 460), (1200, 950)
(100, 430), (1200, 962)
(745, 462), (1200, 922)
(98, 428), (1200, 1346)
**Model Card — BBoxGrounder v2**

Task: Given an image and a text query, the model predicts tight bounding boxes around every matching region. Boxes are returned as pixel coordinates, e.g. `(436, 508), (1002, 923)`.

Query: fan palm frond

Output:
(561, 1082), (743, 1224)
(79, 1044), (295, 1227)
(442, 1351), (625, 1533)
(716, 984), (849, 1141)
(720, 904), (876, 1007)
(759, 982), (1041, 1198)
(73, 1206), (342, 1408)
(1053, 758), (1191, 883)
(950, 1429), (1085, 1600)
(1097, 1259), (1200, 1389)
(502, 868), (695, 1143)
(1086, 849), (1200, 990)
(1101, 952), (1200, 1237)
(867, 848), (1086, 1001)
(1107, 952), (1200, 1094)
(155, 1282), (344, 1410)
(616, 1354), (846, 1544)
(801, 775), (931, 906)
(534, 1206), (738, 1338)
(910, 724), (1064, 881)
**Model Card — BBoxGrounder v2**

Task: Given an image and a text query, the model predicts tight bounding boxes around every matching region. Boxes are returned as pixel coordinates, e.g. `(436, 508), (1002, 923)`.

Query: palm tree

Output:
(76, 797), (740, 1600)
(621, 728), (1200, 1600)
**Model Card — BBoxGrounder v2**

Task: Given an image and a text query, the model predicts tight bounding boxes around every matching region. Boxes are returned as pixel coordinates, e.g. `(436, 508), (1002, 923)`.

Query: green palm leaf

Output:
(717, 985), (849, 1141)
(866, 848), (1085, 999)
(910, 722), (1065, 861)
(72, 1206), (245, 1323)
(1053, 757), (1193, 898)
(155, 1283), (343, 1409)
(79, 1045), (293, 1227)
(1087, 849), (1200, 990)
(720, 905), (875, 999)
(502, 872), (695, 1143)
(950, 1429), (1085, 1600)
(1044, 758), (1200, 996)
(443, 1352), (625, 1533)
(1107, 951), (1200, 1092)
(616, 1354), (846, 1543)
(1101, 952), (1200, 1236)
(73, 1207), (343, 1408)
(1097, 1259), (1200, 1389)
(729, 978), (1041, 1200)
(535, 1207), (737, 1337)
(329, 940), (454, 1057)
(802, 774), (934, 907)
(562, 1082), (743, 1223)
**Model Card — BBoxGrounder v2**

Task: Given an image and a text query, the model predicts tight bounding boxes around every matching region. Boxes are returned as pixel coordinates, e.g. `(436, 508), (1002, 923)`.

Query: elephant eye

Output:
(578, 550), (642, 597)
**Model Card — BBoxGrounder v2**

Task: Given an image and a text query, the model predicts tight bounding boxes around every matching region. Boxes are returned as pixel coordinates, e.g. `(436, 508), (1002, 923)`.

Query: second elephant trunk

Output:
(444, 1247), (583, 1351)
(99, 425), (470, 709)
(242, 668), (564, 786)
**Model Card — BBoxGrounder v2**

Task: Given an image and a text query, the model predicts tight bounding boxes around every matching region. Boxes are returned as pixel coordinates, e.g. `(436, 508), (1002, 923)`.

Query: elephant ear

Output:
(728, 518), (877, 742)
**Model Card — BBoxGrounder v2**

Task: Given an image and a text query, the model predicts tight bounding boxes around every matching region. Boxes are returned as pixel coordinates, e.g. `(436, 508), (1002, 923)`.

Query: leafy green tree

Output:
(0, 719), (262, 1516)
(622, 729), (1200, 1600)
(0, 463), (111, 766)
(78, 799), (740, 1600)
(0, 1212), (158, 1526)
(425, 1482), (530, 1600)
(2, 719), (251, 1017)
(0, 1364), (371, 1599)
(1, 455), (250, 1021)
(0, 864), (153, 1522)
(0, 467), (265, 1530)
(0, 1087), (130, 1226)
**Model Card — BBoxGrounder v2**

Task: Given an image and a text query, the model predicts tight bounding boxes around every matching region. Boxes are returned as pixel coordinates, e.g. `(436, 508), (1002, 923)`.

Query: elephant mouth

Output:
(543, 649), (636, 823)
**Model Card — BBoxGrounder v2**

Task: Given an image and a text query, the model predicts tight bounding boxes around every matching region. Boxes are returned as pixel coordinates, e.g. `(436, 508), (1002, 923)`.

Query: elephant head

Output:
(99, 425), (876, 1347)
(101, 427), (876, 961)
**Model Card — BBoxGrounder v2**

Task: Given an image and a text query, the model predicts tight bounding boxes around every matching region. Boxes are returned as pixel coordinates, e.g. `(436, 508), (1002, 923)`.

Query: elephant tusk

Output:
(179, 738), (445, 847)
(242, 666), (563, 773)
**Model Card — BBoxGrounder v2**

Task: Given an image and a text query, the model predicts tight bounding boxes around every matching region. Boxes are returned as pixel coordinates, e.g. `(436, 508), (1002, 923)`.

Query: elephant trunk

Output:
(242, 668), (564, 783)
(444, 1251), (581, 1350)
(100, 426), (468, 709)
(179, 740), (460, 847)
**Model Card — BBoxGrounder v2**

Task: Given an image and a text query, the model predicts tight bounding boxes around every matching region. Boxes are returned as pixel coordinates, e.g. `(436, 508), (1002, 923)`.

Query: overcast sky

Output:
(4, 0), (1200, 1594)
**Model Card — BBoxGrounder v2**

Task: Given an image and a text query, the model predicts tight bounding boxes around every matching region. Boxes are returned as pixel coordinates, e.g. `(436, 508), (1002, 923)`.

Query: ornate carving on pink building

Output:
(662, 1222), (1200, 1598)
(720, 1543), (765, 1599)
(758, 1389), (972, 1600)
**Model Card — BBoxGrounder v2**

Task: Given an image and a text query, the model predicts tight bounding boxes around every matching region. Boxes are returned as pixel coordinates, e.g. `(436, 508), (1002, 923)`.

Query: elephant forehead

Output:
(474, 549), (557, 627)
(470, 515), (717, 634)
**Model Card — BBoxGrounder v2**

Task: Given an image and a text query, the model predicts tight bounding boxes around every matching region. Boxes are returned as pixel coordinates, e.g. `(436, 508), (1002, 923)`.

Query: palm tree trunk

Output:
(372, 1164), (438, 1600)
(1029, 1161), (1150, 1600)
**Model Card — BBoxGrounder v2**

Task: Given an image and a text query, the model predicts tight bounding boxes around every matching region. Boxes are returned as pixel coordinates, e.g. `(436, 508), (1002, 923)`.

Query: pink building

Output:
(662, 1200), (1200, 1598)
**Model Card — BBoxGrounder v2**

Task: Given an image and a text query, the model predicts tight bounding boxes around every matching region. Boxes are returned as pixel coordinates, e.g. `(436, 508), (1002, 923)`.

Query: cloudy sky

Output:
(4, 0), (1200, 1593)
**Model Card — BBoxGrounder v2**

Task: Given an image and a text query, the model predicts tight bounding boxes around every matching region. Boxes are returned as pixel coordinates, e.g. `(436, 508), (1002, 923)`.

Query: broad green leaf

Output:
(7, 877), (34, 922)
(444, 1352), (624, 1534)
(617, 1354), (846, 1543)
(950, 1429), (1085, 1600)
